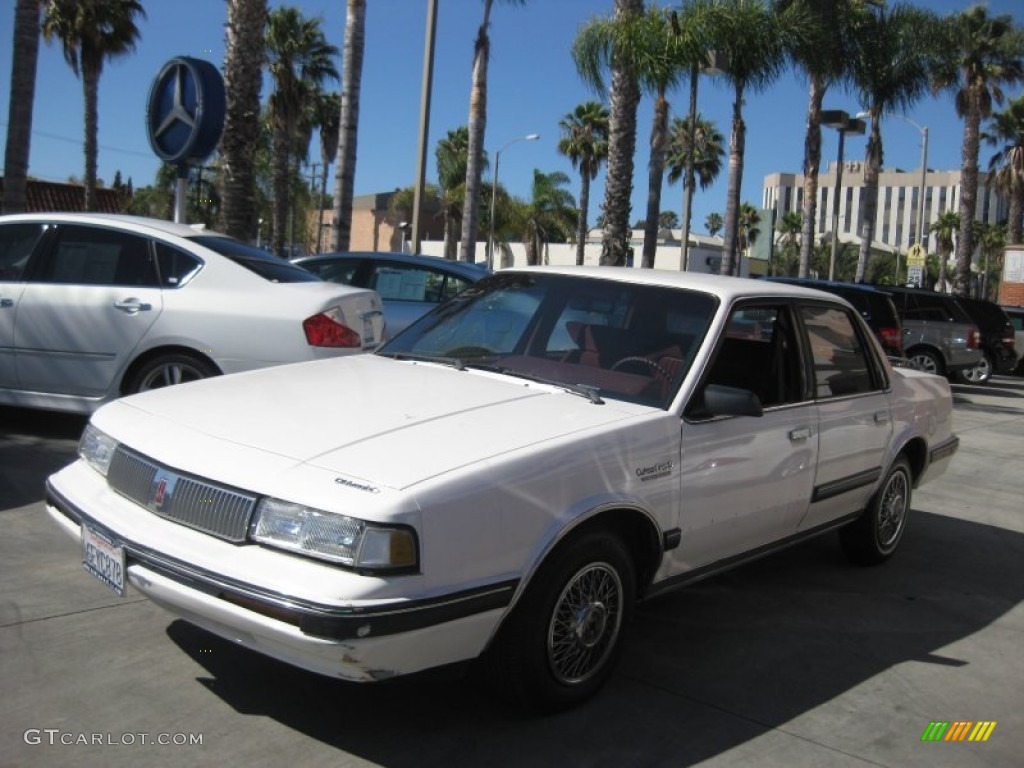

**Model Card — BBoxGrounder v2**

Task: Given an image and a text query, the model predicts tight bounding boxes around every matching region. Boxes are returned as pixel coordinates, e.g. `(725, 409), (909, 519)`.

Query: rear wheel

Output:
(840, 456), (912, 565)
(481, 530), (635, 713)
(126, 353), (218, 394)
(958, 351), (993, 385)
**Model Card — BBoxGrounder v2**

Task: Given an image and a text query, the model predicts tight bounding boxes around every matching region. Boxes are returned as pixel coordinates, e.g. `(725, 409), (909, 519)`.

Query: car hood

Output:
(95, 355), (641, 491)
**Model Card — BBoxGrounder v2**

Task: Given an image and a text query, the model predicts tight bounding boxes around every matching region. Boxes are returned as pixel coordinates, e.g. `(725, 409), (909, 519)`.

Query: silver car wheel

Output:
(877, 465), (909, 550)
(910, 351), (939, 375)
(960, 355), (991, 384)
(547, 562), (623, 685)
(133, 357), (214, 392)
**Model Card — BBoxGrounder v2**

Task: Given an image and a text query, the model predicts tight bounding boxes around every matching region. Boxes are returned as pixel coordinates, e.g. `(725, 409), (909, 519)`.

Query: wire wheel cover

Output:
(547, 562), (623, 685)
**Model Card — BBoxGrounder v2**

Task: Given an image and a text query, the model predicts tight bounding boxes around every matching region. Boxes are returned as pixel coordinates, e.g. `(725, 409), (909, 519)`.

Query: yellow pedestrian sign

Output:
(907, 243), (927, 267)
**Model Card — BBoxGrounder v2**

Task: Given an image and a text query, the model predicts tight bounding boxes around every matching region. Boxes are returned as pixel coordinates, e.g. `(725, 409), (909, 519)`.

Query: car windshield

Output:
(378, 272), (717, 408)
(189, 236), (322, 283)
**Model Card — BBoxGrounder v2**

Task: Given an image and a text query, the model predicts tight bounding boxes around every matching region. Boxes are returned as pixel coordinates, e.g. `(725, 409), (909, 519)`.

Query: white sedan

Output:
(0, 213), (384, 413)
(46, 267), (958, 712)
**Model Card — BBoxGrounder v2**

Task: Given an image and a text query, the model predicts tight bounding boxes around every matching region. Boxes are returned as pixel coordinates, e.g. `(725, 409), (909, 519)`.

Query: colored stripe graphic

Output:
(921, 721), (997, 742)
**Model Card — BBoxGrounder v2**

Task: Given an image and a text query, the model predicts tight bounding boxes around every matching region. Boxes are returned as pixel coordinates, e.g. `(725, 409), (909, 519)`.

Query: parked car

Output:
(1001, 305), (1024, 374)
(876, 285), (982, 379)
(0, 214), (384, 413)
(292, 251), (489, 337)
(949, 296), (1017, 383)
(47, 268), (958, 712)
(767, 278), (904, 359)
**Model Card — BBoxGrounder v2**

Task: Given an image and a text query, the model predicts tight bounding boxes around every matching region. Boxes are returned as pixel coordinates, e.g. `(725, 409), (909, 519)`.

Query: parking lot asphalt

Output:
(1, 377), (1022, 768)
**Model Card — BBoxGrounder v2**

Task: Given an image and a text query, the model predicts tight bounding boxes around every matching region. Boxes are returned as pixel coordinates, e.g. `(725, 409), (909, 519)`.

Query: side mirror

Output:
(698, 384), (764, 418)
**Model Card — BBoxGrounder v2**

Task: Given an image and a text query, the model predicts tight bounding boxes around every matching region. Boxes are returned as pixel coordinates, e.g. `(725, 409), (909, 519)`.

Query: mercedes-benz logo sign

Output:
(146, 57), (225, 165)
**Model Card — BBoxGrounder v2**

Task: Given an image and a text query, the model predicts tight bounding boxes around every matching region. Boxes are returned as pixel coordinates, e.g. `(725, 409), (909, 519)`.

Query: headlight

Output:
(251, 498), (418, 571)
(79, 424), (119, 477)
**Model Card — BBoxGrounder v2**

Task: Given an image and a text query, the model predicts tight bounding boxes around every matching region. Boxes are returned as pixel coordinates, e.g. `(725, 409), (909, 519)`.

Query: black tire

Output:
(481, 530), (635, 713)
(126, 353), (219, 394)
(957, 351), (993, 385)
(840, 457), (912, 566)
(906, 347), (943, 376)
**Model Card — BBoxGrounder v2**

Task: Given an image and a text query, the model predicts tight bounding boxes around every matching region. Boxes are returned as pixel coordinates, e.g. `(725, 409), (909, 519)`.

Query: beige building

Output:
(305, 192), (443, 254)
(763, 162), (1007, 252)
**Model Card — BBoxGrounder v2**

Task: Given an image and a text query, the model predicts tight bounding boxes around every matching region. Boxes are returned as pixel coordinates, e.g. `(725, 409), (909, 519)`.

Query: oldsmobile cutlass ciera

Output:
(46, 268), (958, 712)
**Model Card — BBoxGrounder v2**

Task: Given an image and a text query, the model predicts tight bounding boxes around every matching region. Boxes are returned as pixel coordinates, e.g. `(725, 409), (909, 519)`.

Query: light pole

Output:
(487, 133), (539, 270)
(822, 110), (866, 280)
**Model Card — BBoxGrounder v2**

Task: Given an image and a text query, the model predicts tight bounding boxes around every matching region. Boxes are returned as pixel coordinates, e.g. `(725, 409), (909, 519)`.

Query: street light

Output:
(822, 109), (866, 280)
(487, 133), (539, 269)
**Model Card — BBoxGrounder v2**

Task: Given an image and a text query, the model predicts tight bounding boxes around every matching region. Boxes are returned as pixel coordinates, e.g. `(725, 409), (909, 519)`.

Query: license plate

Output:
(82, 524), (126, 597)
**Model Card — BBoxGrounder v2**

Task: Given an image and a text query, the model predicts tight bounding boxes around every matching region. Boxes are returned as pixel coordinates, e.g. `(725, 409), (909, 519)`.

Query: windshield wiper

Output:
(470, 365), (604, 404)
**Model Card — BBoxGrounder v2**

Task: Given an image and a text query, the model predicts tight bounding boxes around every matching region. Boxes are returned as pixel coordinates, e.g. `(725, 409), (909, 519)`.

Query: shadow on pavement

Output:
(0, 407), (86, 512)
(168, 508), (1024, 766)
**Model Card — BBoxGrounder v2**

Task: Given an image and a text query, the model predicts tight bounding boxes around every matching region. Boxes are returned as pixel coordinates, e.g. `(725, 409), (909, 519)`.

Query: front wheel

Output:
(480, 530), (635, 713)
(957, 351), (993, 385)
(840, 457), (912, 565)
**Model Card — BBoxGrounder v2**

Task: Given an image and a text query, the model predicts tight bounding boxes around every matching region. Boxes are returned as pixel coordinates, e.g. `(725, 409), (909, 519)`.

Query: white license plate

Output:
(82, 524), (125, 597)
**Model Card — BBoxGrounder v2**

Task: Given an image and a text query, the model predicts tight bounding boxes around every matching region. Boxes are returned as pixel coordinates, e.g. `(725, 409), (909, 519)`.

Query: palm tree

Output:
(932, 5), (1024, 296)
(708, 0), (807, 276)
(437, 127), (483, 260)
(983, 96), (1024, 245)
(558, 101), (609, 266)
(633, 6), (690, 268)
(314, 91), (340, 253)
(3, 0), (43, 214)
(666, 112), (725, 236)
(849, 3), (938, 283)
(776, 210), (803, 276)
(659, 211), (679, 229)
(737, 202), (761, 255)
(929, 209), (959, 292)
(705, 212), (723, 238)
(41, 0), (145, 212)
(519, 170), (577, 266)
(331, 0), (366, 251)
(972, 220), (1006, 300)
(459, 0), (526, 263)
(265, 6), (339, 257)
(221, 0), (268, 241)
(777, 1), (879, 277)
(573, 0), (644, 267)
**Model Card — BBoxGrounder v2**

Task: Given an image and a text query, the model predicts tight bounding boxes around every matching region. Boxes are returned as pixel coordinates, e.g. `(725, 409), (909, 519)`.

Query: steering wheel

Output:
(610, 356), (670, 383)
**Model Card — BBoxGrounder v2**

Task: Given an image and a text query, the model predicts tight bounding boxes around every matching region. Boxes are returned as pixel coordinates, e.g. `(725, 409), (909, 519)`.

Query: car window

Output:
(39, 225), (157, 287)
(189, 235), (321, 283)
(800, 305), (880, 398)
(368, 263), (470, 304)
(302, 258), (360, 284)
(693, 304), (806, 414)
(154, 242), (202, 288)
(0, 222), (46, 281)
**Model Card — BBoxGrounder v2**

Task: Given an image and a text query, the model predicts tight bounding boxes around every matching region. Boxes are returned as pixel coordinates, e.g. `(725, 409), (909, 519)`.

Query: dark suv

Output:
(876, 286), (983, 379)
(949, 297), (1017, 383)
(767, 278), (904, 359)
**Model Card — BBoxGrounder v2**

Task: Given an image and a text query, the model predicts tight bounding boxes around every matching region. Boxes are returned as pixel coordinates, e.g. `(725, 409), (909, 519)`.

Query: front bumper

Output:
(46, 478), (515, 681)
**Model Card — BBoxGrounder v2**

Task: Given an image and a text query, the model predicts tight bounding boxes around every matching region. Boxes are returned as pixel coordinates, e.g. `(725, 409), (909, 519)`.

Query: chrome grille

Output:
(107, 446), (258, 543)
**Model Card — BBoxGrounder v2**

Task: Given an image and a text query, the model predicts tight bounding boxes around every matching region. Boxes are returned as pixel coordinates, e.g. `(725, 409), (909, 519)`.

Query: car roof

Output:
(767, 277), (893, 295)
(295, 251), (490, 278)
(0, 212), (229, 240)
(508, 265), (852, 305)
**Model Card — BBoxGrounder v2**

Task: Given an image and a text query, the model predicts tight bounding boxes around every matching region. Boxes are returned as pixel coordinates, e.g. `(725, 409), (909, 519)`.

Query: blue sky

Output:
(3, 0), (1023, 236)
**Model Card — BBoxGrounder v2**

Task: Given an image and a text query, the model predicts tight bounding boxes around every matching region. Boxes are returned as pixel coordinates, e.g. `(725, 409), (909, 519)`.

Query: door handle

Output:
(113, 298), (152, 314)
(788, 427), (812, 441)
(873, 411), (890, 424)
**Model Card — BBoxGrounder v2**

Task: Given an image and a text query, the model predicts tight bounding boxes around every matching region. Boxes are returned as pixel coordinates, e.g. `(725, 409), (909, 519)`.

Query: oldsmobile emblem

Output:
(150, 470), (179, 512)
(335, 476), (381, 494)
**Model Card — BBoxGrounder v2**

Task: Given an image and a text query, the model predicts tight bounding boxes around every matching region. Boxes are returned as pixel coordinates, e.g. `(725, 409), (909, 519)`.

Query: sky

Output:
(3, 0), (1024, 238)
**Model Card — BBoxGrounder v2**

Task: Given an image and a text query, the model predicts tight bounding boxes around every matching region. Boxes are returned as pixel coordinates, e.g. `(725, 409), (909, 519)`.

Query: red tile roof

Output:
(1, 178), (126, 214)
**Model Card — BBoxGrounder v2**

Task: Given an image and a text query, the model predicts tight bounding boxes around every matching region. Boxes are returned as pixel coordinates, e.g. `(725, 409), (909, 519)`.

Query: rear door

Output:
(797, 301), (893, 531)
(14, 224), (164, 397)
(0, 222), (47, 389)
